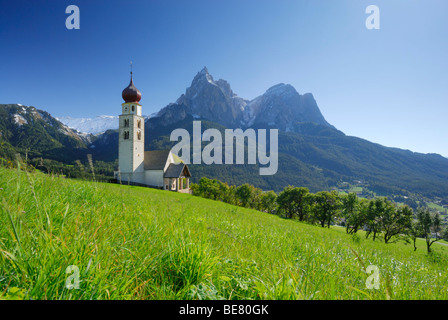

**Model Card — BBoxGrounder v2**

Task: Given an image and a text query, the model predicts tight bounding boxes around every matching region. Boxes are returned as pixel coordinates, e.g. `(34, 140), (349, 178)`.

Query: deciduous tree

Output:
(365, 198), (388, 241)
(308, 191), (340, 228)
(260, 191), (277, 214)
(276, 186), (309, 220)
(381, 204), (413, 244)
(341, 192), (365, 234)
(417, 207), (442, 253)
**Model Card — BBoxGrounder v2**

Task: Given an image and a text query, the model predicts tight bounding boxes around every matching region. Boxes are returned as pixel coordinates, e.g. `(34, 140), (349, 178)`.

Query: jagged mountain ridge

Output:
(151, 67), (332, 131)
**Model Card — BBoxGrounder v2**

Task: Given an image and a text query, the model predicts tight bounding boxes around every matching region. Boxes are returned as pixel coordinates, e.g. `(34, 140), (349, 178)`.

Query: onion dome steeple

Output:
(122, 63), (142, 103)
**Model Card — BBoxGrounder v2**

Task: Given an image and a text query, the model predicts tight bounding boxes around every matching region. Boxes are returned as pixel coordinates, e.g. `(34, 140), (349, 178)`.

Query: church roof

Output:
(164, 163), (191, 178)
(144, 150), (171, 170)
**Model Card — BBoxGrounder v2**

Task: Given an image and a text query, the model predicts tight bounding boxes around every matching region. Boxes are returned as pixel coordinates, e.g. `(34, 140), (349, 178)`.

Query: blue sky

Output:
(1, 0), (447, 157)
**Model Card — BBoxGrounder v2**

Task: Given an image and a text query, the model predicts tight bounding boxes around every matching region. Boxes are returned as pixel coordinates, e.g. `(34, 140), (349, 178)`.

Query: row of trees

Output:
(192, 177), (446, 253)
(340, 193), (443, 252)
(191, 177), (277, 213)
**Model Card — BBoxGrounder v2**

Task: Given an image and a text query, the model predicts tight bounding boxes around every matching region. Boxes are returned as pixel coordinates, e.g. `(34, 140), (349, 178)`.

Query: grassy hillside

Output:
(0, 166), (447, 300)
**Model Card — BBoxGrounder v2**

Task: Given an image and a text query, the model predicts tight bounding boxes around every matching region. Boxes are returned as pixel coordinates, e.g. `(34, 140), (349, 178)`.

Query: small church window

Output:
(137, 131), (141, 140)
(124, 131), (129, 139)
(124, 119), (129, 128)
(132, 105), (135, 112)
(137, 120), (141, 128)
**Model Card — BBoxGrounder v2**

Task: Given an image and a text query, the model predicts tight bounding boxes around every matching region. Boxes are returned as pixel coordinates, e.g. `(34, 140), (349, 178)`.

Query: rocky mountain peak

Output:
(191, 66), (214, 86)
(189, 67), (237, 99)
(153, 68), (333, 130)
(199, 66), (209, 75)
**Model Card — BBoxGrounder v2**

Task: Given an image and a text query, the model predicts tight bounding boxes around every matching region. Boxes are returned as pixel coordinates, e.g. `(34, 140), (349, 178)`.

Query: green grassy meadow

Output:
(427, 202), (447, 213)
(348, 187), (363, 193)
(1, 166), (447, 300)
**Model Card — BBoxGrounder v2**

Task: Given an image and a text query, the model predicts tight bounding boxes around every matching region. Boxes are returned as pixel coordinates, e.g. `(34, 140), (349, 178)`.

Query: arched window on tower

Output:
(132, 105), (135, 112)
(137, 131), (141, 140)
(137, 120), (141, 128)
(124, 119), (129, 128)
(124, 131), (129, 140)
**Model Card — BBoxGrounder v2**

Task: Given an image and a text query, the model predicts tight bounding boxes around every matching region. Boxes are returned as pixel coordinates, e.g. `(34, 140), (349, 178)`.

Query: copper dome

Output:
(122, 76), (142, 103)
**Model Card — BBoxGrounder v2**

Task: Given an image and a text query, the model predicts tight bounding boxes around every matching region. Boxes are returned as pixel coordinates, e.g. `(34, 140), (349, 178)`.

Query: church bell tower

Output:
(118, 66), (145, 183)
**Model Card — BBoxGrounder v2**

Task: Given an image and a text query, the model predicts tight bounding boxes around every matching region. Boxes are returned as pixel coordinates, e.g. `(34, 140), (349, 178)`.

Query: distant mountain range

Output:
(2, 67), (448, 201)
(55, 115), (120, 135)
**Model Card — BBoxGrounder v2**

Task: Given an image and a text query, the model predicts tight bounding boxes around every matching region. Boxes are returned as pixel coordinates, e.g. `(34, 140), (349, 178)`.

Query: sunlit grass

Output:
(0, 166), (447, 300)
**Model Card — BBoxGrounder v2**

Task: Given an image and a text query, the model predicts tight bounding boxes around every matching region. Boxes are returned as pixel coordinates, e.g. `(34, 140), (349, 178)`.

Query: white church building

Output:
(114, 71), (191, 193)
